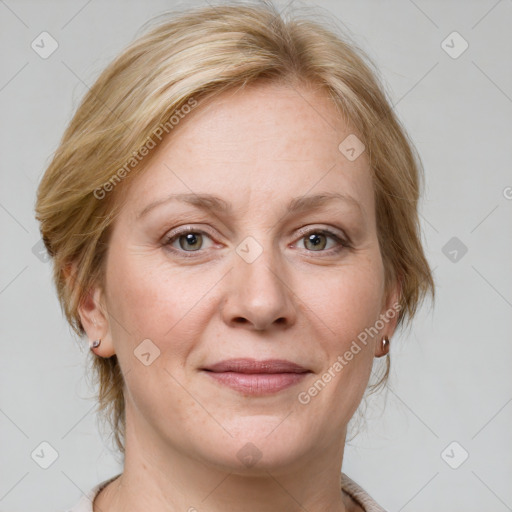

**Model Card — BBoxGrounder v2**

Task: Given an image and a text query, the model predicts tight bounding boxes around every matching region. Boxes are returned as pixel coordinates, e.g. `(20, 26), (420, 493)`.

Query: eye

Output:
(162, 226), (349, 258)
(294, 228), (348, 253)
(163, 227), (215, 255)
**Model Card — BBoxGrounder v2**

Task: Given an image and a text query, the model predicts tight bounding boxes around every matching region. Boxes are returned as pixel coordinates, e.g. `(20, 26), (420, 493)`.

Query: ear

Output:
(374, 276), (402, 357)
(65, 262), (116, 357)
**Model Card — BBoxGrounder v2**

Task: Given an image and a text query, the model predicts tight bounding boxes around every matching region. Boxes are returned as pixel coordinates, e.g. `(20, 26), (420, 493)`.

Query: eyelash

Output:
(162, 226), (350, 258)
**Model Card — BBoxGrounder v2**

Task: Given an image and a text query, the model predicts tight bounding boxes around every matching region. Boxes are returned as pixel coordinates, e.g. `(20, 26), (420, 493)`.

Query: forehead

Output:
(121, 81), (374, 220)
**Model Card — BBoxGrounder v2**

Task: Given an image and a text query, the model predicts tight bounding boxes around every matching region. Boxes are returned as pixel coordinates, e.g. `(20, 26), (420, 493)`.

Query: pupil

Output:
(307, 233), (325, 250)
(181, 233), (201, 250)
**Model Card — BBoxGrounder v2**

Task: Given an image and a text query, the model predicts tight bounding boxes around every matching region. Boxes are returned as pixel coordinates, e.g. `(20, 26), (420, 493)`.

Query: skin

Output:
(79, 80), (400, 512)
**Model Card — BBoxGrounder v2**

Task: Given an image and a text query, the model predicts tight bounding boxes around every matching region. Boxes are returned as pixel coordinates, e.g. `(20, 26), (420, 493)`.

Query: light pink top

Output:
(67, 472), (387, 511)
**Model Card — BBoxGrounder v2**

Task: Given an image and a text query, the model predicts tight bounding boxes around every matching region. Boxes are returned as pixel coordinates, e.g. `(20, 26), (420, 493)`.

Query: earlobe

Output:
(77, 284), (116, 358)
(375, 278), (402, 358)
(64, 262), (115, 358)
(375, 335), (390, 358)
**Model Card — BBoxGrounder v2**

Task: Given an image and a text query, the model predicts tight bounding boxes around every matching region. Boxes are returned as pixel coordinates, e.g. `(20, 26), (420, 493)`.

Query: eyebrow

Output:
(136, 191), (362, 220)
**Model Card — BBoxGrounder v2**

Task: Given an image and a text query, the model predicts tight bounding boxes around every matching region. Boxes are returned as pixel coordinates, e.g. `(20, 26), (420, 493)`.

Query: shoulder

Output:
(65, 473), (122, 512)
(340, 472), (388, 512)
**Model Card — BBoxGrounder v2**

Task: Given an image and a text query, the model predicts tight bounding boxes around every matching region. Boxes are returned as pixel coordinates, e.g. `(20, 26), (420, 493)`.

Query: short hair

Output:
(35, 1), (435, 455)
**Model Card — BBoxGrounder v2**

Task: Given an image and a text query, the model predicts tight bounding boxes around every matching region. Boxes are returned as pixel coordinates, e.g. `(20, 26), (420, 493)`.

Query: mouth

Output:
(200, 358), (311, 395)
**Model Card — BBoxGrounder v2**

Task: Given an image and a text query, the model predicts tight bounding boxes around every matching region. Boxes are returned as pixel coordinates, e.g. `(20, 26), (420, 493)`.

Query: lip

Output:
(202, 358), (310, 374)
(201, 358), (311, 395)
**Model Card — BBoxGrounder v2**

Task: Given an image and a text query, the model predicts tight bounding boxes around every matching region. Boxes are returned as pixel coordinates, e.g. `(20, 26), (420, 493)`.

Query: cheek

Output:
(305, 261), (385, 344)
(297, 257), (384, 401)
(104, 253), (213, 431)
(105, 249), (218, 355)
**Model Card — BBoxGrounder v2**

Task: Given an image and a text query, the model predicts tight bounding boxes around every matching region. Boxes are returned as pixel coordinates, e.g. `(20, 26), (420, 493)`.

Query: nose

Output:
(220, 241), (297, 331)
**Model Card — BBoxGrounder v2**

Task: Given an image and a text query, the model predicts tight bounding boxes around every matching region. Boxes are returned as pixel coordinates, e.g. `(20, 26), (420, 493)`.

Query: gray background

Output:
(1, 0), (511, 511)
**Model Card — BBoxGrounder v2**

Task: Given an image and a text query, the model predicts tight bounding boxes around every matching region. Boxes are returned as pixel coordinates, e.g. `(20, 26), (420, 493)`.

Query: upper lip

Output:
(202, 358), (310, 374)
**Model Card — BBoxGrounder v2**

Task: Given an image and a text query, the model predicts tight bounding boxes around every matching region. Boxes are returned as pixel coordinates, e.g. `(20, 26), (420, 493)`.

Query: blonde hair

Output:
(35, 0), (435, 455)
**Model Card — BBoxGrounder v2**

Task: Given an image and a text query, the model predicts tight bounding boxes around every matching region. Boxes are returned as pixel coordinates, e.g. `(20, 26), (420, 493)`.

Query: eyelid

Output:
(163, 224), (217, 240)
(294, 224), (348, 242)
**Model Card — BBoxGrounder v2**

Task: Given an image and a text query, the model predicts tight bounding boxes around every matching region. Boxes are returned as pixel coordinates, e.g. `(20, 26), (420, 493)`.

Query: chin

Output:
(197, 419), (312, 473)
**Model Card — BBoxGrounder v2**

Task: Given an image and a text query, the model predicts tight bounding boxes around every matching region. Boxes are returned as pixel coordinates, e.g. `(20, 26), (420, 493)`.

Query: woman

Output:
(35, 2), (434, 511)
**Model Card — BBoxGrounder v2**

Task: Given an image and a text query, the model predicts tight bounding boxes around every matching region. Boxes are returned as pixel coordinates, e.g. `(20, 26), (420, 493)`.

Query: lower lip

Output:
(203, 371), (309, 395)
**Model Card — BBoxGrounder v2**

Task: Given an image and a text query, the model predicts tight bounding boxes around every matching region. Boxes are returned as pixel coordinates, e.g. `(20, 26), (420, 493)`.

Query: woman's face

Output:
(83, 81), (399, 472)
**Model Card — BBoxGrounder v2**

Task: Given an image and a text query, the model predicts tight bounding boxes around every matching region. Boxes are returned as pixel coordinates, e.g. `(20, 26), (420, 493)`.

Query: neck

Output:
(94, 405), (356, 512)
